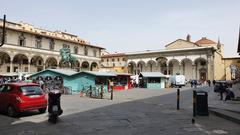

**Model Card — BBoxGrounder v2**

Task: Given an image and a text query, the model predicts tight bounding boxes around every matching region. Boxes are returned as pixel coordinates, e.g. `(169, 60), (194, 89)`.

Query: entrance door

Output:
(200, 72), (206, 82)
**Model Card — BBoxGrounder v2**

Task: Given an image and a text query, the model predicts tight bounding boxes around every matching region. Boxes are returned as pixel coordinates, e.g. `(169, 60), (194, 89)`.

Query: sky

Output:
(1, 0), (240, 57)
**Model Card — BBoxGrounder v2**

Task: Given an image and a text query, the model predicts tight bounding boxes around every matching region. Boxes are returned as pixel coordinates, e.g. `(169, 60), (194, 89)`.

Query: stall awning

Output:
(83, 71), (116, 77)
(140, 72), (166, 78)
(30, 69), (78, 77)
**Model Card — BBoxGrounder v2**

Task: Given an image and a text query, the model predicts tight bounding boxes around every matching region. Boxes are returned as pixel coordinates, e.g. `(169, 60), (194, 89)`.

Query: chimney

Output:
(186, 34), (191, 42)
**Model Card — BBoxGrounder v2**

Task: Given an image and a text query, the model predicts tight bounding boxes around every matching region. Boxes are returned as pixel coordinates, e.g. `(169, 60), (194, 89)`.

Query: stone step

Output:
(209, 107), (240, 125)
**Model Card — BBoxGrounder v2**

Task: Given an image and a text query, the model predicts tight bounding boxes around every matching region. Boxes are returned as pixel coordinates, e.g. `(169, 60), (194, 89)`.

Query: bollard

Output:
(177, 89), (180, 110)
(193, 90), (197, 117)
(89, 85), (92, 98)
(110, 86), (113, 100)
(100, 85), (103, 99)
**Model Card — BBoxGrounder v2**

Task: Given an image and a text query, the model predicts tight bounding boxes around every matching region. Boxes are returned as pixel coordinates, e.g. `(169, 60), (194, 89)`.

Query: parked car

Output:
(0, 82), (47, 117)
(214, 81), (227, 93)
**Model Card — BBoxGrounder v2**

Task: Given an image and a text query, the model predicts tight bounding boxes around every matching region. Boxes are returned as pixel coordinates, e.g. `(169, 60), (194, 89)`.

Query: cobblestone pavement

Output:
(0, 87), (240, 135)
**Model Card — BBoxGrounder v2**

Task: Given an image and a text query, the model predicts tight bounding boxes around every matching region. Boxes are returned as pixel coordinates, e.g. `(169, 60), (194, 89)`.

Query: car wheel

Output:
(39, 108), (47, 113)
(7, 105), (18, 117)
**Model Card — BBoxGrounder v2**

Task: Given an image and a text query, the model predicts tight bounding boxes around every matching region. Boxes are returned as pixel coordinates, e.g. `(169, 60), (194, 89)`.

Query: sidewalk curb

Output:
(209, 108), (240, 125)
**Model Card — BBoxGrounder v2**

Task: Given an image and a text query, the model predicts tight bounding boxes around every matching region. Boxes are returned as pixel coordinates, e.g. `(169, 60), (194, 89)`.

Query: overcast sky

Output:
(1, 0), (240, 57)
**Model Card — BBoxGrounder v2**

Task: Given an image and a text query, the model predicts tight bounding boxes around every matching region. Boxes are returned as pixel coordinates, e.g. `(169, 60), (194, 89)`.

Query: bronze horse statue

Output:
(60, 47), (77, 68)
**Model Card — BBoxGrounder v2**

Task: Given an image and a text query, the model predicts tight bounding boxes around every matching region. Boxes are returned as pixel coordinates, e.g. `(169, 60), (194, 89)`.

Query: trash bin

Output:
(196, 90), (209, 116)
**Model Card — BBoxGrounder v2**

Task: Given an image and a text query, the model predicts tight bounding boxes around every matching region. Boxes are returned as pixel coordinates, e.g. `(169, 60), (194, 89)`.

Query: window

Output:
(117, 58), (120, 61)
(35, 36), (42, 49)
(122, 58), (125, 61)
(112, 59), (115, 62)
(18, 33), (26, 46)
(101, 59), (104, 62)
(84, 46), (88, 56)
(0, 28), (7, 43)
(200, 61), (206, 66)
(49, 39), (55, 50)
(74, 46), (78, 54)
(93, 50), (97, 57)
(107, 59), (109, 62)
(63, 44), (70, 48)
(7, 66), (10, 72)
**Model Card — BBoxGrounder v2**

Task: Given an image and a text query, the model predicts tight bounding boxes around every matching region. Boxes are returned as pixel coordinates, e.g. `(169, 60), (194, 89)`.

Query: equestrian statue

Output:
(60, 47), (77, 68)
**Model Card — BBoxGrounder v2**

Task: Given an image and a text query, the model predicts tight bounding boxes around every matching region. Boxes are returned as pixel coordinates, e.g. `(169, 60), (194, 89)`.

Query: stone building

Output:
(101, 35), (225, 81)
(126, 36), (225, 81)
(101, 53), (127, 73)
(0, 19), (104, 75)
(223, 57), (240, 80)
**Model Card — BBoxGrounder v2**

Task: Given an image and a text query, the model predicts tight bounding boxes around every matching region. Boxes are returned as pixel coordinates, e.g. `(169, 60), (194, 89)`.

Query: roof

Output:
(195, 37), (216, 45)
(140, 72), (166, 78)
(165, 39), (200, 47)
(82, 71), (116, 77)
(6, 82), (39, 87)
(125, 46), (215, 55)
(116, 73), (132, 76)
(0, 21), (105, 50)
(101, 53), (125, 58)
(30, 69), (78, 77)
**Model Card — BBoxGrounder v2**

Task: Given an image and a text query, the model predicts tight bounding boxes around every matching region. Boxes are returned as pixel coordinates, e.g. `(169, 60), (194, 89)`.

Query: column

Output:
(28, 59), (31, 73)
(43, 63), (46, 70)
(10, 60), (13, 73)
(192, 64), (195, 79)
(179, 63), (182, 75)
(166, 63), (169, 75)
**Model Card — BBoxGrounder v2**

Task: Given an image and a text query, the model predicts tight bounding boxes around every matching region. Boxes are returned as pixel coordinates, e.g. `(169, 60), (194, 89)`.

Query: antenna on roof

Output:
(0, 14), (6, 47)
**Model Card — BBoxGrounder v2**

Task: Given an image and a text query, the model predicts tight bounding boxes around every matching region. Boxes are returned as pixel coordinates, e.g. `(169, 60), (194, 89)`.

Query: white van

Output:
(169, 75), (186, 88)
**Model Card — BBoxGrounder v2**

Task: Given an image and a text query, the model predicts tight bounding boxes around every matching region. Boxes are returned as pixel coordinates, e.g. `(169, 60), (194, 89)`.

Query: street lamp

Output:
(0, 14), (6, 47)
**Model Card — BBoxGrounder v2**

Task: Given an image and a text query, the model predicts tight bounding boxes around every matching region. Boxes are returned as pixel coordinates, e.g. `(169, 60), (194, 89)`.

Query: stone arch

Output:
(194, 57), (207, 81)
(168, 59), (180, 75)
(12, 53), (29, 72)
(45, 57), (58, 69)
(181, 58), (193, 80)
(137, 61), (146, 73)
(127, 61), (137, 75)
(31, 55), (44, 72)
(90, 62), (98, 71)
(156, 57), (168, 74)
(0, 51), (11, 73)
(0, 51), (11, 64)
(146, 60), (156, 72)
(81, 61), (90, 71)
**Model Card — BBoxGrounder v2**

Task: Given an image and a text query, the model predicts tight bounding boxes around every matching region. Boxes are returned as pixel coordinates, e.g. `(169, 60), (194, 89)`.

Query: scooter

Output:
(48, 89), (63, 123)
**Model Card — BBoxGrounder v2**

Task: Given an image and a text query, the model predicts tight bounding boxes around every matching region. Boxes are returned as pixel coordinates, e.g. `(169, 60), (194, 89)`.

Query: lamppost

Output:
(0, 14), (6, 47)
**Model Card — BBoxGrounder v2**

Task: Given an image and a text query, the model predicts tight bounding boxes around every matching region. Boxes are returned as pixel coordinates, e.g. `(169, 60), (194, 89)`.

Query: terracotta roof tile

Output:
(195, 37), (216, 45)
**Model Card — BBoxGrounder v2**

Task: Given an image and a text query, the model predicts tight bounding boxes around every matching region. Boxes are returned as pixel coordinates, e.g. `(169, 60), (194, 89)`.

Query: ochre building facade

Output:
(0, 20), (104, 75)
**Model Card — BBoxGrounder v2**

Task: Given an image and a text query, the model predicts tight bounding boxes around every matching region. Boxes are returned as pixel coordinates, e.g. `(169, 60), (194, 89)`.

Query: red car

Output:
(0, 82), (48, 117)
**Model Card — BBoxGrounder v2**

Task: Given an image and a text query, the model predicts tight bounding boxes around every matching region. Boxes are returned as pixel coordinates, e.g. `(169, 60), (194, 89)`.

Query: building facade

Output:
(0, 20), (104, 75)
(101, 53), (127, 73)
(101, 35), (225, 81)
(223, 57), (240, 80)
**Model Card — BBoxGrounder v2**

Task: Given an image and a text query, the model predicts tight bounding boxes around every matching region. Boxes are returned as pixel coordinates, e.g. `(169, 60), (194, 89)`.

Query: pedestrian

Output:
(213, 80), (216, 86)
(219, 83), (226, 100)
(207, 80), (211, 87)
(225, 85), (235, 101)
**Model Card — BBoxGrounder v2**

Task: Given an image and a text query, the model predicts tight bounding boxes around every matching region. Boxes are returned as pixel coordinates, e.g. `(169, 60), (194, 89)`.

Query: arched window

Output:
(35, 36), (42, 48)
(74, 46), (78, 54)
(93, 50), (97, 57)
(84, 46), (88, 56)
(49, 39), (55, 51)
(18, 33), (26, 46)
